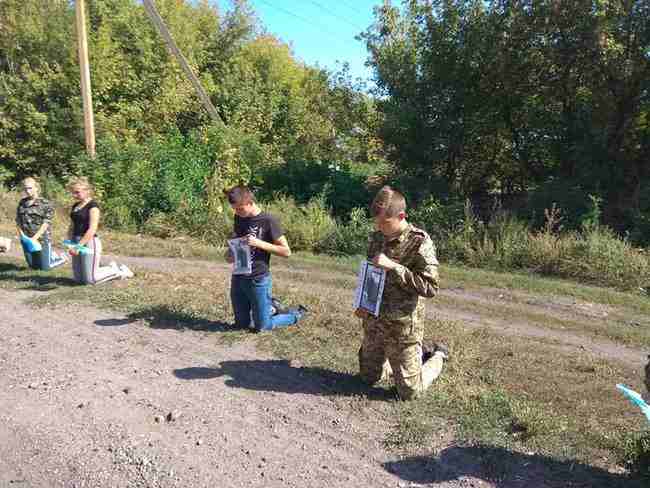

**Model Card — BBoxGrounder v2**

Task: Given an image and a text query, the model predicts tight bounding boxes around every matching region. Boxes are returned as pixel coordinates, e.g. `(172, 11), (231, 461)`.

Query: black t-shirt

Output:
(70, 200), (99, 238)
(233, 212), (283, 278)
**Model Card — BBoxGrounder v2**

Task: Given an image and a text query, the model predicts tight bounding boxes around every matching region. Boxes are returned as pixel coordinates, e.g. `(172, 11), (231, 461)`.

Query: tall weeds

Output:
(432, 199), (650, 291)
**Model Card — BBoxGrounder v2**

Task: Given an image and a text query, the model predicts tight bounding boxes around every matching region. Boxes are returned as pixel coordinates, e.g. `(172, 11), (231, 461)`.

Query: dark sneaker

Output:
(231, 322), (252, 331)
(434, 343), (449, 360)
(422, 342), (449, 363)
(271, 297), (289, 315)
(422, 344), (434, 363)
(295, 305), (308, 321)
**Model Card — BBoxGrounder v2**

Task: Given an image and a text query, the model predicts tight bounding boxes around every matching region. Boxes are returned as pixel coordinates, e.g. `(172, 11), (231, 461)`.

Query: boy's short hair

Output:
(225, 185), (255, 205)
(370, 186), (406, 218)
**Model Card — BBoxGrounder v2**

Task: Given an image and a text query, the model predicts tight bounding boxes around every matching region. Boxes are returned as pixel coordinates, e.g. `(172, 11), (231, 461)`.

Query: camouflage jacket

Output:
(366, 223), (439, 321)
(16, 197), (54, 243)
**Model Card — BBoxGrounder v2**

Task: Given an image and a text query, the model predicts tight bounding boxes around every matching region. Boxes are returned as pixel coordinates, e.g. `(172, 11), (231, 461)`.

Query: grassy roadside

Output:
(1, 246), (649, 483)
(436, 292), (650, 348)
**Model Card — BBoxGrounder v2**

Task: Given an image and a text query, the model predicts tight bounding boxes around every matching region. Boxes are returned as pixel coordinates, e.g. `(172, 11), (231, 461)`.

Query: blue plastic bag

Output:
(616, 384), (650, 423)
(20, 234), (42, 252)
(62, 239), (92, 255)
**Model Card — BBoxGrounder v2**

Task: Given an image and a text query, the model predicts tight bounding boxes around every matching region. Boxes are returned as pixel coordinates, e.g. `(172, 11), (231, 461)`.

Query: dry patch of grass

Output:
(436, 292), (650, 347)
(100, 231), (223, 260)
(444, 265), (650, 316)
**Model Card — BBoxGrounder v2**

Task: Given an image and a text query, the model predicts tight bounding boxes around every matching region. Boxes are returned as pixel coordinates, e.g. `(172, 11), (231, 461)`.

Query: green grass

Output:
(443, 265), (650, 316)
(436, 292), (650, 347)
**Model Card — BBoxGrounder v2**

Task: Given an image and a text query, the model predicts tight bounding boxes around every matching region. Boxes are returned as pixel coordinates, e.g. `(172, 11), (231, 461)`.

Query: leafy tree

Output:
(0, 0), (377, 185)
(0, 0), (79, 177)
(362, 0), (649, 235)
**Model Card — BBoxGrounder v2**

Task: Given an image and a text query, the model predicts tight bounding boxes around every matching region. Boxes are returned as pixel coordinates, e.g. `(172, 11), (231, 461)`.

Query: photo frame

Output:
(353, 261), (386, 317)
(228, 237), (252, 275)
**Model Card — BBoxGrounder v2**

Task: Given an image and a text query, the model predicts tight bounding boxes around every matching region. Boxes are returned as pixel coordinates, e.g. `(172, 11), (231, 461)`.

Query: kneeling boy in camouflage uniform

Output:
(355, 186), (447, 400)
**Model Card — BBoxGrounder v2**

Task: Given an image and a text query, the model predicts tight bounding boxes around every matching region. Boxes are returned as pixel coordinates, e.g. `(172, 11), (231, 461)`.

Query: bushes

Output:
(17, 126), (647, 293)
(408, 197), (650, 291)
(138, 180), (650, 292)
(73, 138), (153, 230)
(73, 125), (265, 233)
(258, 159), (375, 217)
(265, 195), (336, 252)
(409, 195), (465, 246)
(68, 130), (375, 254)
(556, 227), (650, 289)
(316, 207), (373, 256)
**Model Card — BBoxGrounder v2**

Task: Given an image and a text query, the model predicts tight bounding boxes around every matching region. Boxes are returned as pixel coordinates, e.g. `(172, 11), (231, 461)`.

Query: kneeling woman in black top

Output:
(67, 177), (133, 284)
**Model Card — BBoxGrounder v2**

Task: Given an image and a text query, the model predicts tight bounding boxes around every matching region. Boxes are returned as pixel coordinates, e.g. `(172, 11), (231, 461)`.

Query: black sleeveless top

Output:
(70, 200), (99, 238)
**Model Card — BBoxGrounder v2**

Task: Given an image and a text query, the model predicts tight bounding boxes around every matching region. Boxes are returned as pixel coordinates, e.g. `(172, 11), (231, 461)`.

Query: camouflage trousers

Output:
(359, 316), (430, 400)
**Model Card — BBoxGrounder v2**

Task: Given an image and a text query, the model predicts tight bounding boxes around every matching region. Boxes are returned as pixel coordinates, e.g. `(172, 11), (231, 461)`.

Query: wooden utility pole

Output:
(142, 0), (223, 125)
(75, 0), (96, 158)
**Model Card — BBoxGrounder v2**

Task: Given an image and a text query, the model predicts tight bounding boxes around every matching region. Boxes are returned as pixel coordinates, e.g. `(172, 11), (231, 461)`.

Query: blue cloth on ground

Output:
(616, 383), (650, 423)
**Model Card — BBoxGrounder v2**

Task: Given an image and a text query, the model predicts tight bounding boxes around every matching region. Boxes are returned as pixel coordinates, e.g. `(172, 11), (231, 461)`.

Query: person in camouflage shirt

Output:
(15, 177), (66, 270)
(355, 186), (448, 400)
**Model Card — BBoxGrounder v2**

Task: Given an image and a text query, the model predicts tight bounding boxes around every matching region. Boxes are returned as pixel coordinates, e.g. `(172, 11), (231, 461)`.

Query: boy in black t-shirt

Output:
(225, 185), (306, 332)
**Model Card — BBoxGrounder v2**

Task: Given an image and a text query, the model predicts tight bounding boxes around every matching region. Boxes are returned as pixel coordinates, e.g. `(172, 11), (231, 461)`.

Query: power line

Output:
(254, 0), (355, 45)
(143, 0), (223, 124)
(305, 0), (366, 32)
(338, 0), (371, 17)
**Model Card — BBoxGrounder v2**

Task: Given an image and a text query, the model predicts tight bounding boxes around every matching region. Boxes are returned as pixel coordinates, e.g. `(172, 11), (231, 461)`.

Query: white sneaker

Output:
(118, 264), (134, 279)
(109, 260), (119, 270)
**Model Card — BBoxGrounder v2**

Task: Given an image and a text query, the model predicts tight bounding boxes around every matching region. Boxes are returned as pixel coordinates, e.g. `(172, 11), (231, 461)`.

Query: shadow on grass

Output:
(383, 445), (645, 488)
(128, 305), (231, 332)
(0, 263), (23, 272)
(0, 262), (78, 290)
(174, 359), (393, 399)
(94, 318), (138, 327)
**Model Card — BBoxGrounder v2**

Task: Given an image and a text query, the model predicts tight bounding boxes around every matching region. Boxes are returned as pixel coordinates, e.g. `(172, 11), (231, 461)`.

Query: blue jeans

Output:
(21, 239), (66, 271)
(230, 274), (301, 331)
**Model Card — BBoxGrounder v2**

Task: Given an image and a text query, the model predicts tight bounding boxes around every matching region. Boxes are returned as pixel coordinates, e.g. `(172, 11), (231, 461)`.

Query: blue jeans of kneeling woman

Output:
(21, 237), (66, 271)
(230, 274), (303, 331)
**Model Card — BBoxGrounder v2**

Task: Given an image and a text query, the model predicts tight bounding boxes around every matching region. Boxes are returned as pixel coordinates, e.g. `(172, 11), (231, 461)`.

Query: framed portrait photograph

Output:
(227, 237), (252, 275)
(353, 261), (386, 317)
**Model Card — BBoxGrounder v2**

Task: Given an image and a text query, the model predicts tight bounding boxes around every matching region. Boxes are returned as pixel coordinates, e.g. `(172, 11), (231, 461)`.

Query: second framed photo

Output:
(353, 261), (386, 317)
(227, 237), (252, 275)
